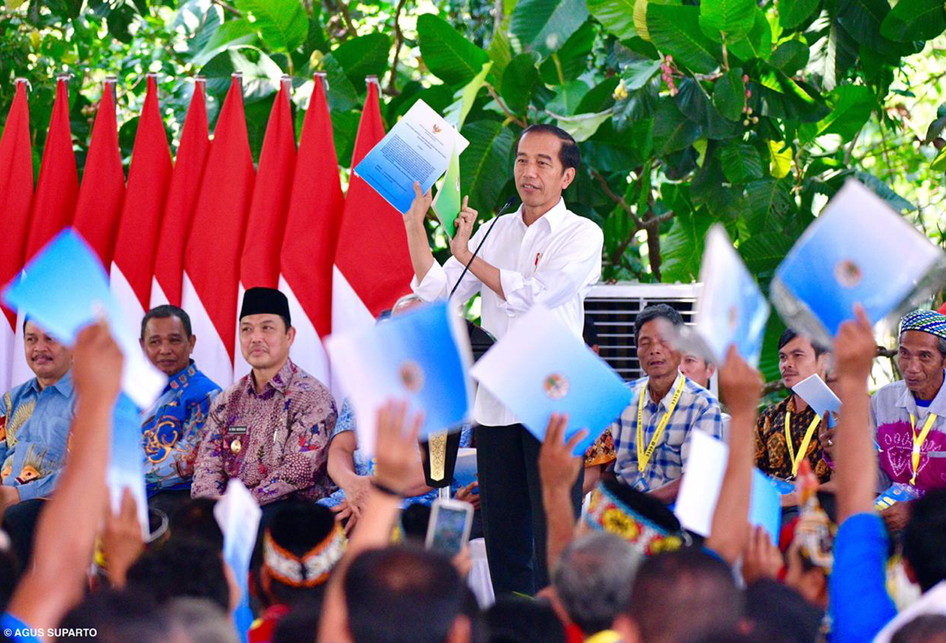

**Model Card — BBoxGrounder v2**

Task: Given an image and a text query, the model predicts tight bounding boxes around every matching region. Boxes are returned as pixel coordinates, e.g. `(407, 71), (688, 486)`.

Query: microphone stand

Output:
(448, 196), (520, 300)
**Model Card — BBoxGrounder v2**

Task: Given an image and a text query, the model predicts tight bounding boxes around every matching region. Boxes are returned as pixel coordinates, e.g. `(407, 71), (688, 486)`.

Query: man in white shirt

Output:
(405, 124), (604, 595)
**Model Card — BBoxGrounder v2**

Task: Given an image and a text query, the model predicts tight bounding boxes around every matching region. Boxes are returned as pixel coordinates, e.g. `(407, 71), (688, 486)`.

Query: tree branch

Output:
(486, 85), (528, 128)
(385, 0), (410, 96)
(591, 169), (644, 227)
(324, 0), (357, 39)
(210, 0), (241, 17)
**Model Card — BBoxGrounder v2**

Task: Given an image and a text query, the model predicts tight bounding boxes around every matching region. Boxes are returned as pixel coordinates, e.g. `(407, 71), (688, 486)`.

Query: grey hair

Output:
(162, 598), (238, 643)
(552, 532), (643, 635)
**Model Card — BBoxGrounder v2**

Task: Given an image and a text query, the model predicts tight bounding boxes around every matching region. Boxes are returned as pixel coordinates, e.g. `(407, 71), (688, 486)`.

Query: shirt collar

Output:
(896, 373), (946, 415)
(516, 198), (567, 231)
(646, 372), (686, 408)
(165, 360), (199, 393)
(30, 370), (74, 397)
(246, 359), (295, 396)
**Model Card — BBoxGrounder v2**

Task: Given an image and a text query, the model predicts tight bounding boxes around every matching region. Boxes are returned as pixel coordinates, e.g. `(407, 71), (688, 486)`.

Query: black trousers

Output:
(475, 423), (583, 596)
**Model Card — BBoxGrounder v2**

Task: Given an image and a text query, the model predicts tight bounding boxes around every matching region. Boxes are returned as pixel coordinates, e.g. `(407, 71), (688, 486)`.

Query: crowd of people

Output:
(0, 124), (943, 642)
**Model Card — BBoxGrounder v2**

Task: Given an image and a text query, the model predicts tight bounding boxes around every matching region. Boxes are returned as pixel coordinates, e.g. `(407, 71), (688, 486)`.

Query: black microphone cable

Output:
(448, 195), (520, 300)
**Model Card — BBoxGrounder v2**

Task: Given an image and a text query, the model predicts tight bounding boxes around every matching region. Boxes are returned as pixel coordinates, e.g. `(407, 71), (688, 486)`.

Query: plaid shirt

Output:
(612, 373), (722, 492)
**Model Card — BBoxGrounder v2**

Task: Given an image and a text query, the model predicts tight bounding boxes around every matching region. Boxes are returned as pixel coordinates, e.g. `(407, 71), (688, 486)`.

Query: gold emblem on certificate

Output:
(834, 259), (863, 288)
(399, 360), (425, 393)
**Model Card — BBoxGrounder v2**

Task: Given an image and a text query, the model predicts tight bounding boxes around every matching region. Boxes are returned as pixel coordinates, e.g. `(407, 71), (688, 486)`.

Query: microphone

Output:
(448, 195), (520, 300)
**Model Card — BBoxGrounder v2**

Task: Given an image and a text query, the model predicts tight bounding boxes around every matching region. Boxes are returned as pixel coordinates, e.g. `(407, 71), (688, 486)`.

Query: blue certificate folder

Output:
(353, 99), (468, 214)
(679, 224), (769, 367)
(470, 305), (632, 456)
(325, 301), (473, 457)
(751, 469), (783, 543)
(771, 180), (946, 346)
(2, 228), (166, 409)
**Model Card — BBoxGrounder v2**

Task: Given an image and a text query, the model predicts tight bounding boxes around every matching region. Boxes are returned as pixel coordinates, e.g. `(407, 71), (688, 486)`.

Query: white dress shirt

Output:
(412, 198), (603, 426)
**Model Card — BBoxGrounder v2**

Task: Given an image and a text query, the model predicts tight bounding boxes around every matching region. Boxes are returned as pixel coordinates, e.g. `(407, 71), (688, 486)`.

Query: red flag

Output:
(111, 75), (172, 328)
(240, 77), (296, 289)
(0, 79), (34, 324)
(152, 79), (210, 308)
(0, 79), (33, 394)
(279, 73), (344, 383)
(332, 78), (412, 331)
(73, 78), (125, 269)
(24, 75), (78, 263)
(183, 75), (255, 385)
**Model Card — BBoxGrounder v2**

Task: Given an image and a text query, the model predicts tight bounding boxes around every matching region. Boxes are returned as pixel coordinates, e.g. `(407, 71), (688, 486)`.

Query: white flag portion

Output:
(182, 75), (255, 387)
(280, 74), (342, 386)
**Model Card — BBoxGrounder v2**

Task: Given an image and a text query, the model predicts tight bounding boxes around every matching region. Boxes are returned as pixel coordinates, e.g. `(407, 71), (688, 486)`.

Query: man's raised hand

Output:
(450, 196), (478, 264)
(404, 181), (433, 231)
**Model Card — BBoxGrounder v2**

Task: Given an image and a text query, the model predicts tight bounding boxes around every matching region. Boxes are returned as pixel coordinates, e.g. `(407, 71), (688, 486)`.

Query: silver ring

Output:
(828, 439), (834, 446)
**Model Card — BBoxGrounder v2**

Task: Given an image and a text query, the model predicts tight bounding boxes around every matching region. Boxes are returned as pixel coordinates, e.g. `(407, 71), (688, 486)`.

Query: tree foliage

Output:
(2, 0), (946, 381)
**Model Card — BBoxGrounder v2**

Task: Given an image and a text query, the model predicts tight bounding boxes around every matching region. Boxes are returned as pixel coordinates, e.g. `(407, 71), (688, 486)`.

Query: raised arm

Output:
(538, 413), (587, 573)
(705, 346), (763, 564)
(7, 320), (122, 631)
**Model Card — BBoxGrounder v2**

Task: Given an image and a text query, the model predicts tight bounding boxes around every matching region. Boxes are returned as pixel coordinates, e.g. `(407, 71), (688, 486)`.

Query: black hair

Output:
(891, 614), (946, 643)
(483, 595), (566, 643)
(777, 328), (828, 357)
(58, 589), (167, 643)
(902, 488), (946, 592)
(125, 538), (230, 612)
(141, 304), (193, 340)
(517, 123), (580, 171)
(168, 498), (224, 551)
(629, 549), (743, 643)
(634, 304), (684, 343)
(344, 546), (465, 643)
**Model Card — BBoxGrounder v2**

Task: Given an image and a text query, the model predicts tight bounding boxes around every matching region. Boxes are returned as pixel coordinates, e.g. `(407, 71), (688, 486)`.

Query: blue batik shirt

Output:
(612, 373), (723, 493)
(142, 361), (220, 496)
(0, 372), (76, 501)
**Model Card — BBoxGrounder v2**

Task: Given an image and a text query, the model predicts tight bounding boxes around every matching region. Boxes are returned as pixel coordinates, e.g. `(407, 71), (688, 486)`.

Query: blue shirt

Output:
(0, 373), (75, 502)
(612, 373), (723, 493)
(142, 361), (220, 495)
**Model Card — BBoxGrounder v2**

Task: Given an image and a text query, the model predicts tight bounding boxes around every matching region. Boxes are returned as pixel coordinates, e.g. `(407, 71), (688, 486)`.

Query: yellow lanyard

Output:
(784, 411), (821, 477)
(637, 377), (685, 472)
(908, 412), (937, 485)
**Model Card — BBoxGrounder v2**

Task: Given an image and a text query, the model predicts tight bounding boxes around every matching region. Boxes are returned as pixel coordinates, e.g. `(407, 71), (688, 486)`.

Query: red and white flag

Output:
(182, 75), (255, 387)
(73, 78), (125, 269)
(234, 77), (296, 379)
(111, 75), (172, 338)
(279, 74), (343, 385)
(0, 80), (34, 394)
(152, 79), (210, 309)
(332, 78), (413, 335)
(14, 75), (78, 386)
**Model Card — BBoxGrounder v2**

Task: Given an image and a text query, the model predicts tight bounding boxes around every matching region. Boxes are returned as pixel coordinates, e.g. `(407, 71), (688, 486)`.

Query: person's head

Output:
(553, 532), (642, 635)
(482, 595), (566, 643)
(344, 546), (469, 643)
(256, 501), (345, 607)
(391, 293), (424, 317)
(898, 310), (946, 401)
(239, 287), (294, 374)
(169, 499), (224, 550)
(58, 588), (167, 643)
(777, 329), (829, 391)
(162, 597), (239, 643)
(891, 614), (946, 643)
(680, 354), (715, 389)
(140, 305), (196, 377)
(635, 305), (684, 381)
(744, 579), (824, 643)
(617, 549), (743, 643)
(23, 319), (72, 388)
(514, 124), (578, 215)
(902, 488), (946, 592)
(126, 538), (231, 613)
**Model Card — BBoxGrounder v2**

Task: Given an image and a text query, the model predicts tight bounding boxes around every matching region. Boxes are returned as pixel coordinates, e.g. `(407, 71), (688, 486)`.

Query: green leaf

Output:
(779, 0), (820, 30)
(500, 53), (541, 114)
(417, 14), (489, 85)
(510, 0), (591, 57)
(817, 84), (874, 140)
(720, 142), (763, 183)
(621, 59), (662, 91)
(767, 140), (793, 178)
(880, 0), (946, 41)
(539, 20), (596, 84)
(727, 7), (772, 61)
(588, 0), (638, 40)
(546, 79), (590, 115)
(770, 40), (809, 75)
(647, 4), (721, 74)
(201, 47), (283, 103)
(332, 33), (392, 88)
(662, 208), (713, 283)
(193, 18), (258, 66)
(554, 110), (613, 142)
(652, 97), (702, 154)
(444, 62), (493, 129)
(699, 0), (757, 40)
(931, 147), (946, 172)
(460, 121), (517, 213)
(675, 78), (740, 139)
(234, 0), (307, 52)
(712, 68), (745, 121)
(743, 178), (794, 233)
(854, 172), (916, 211)
(577, 76), (620, 112)
(613, 77), (660, 130)
(320, 53), (359, 112)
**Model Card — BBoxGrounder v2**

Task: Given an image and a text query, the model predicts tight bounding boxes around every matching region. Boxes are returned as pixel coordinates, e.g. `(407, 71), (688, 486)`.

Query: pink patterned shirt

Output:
(191, 359), (337, 505)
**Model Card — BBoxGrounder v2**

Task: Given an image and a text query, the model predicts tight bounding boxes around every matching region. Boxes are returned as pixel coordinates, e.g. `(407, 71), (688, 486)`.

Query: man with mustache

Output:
(611, 304), (723, 503)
